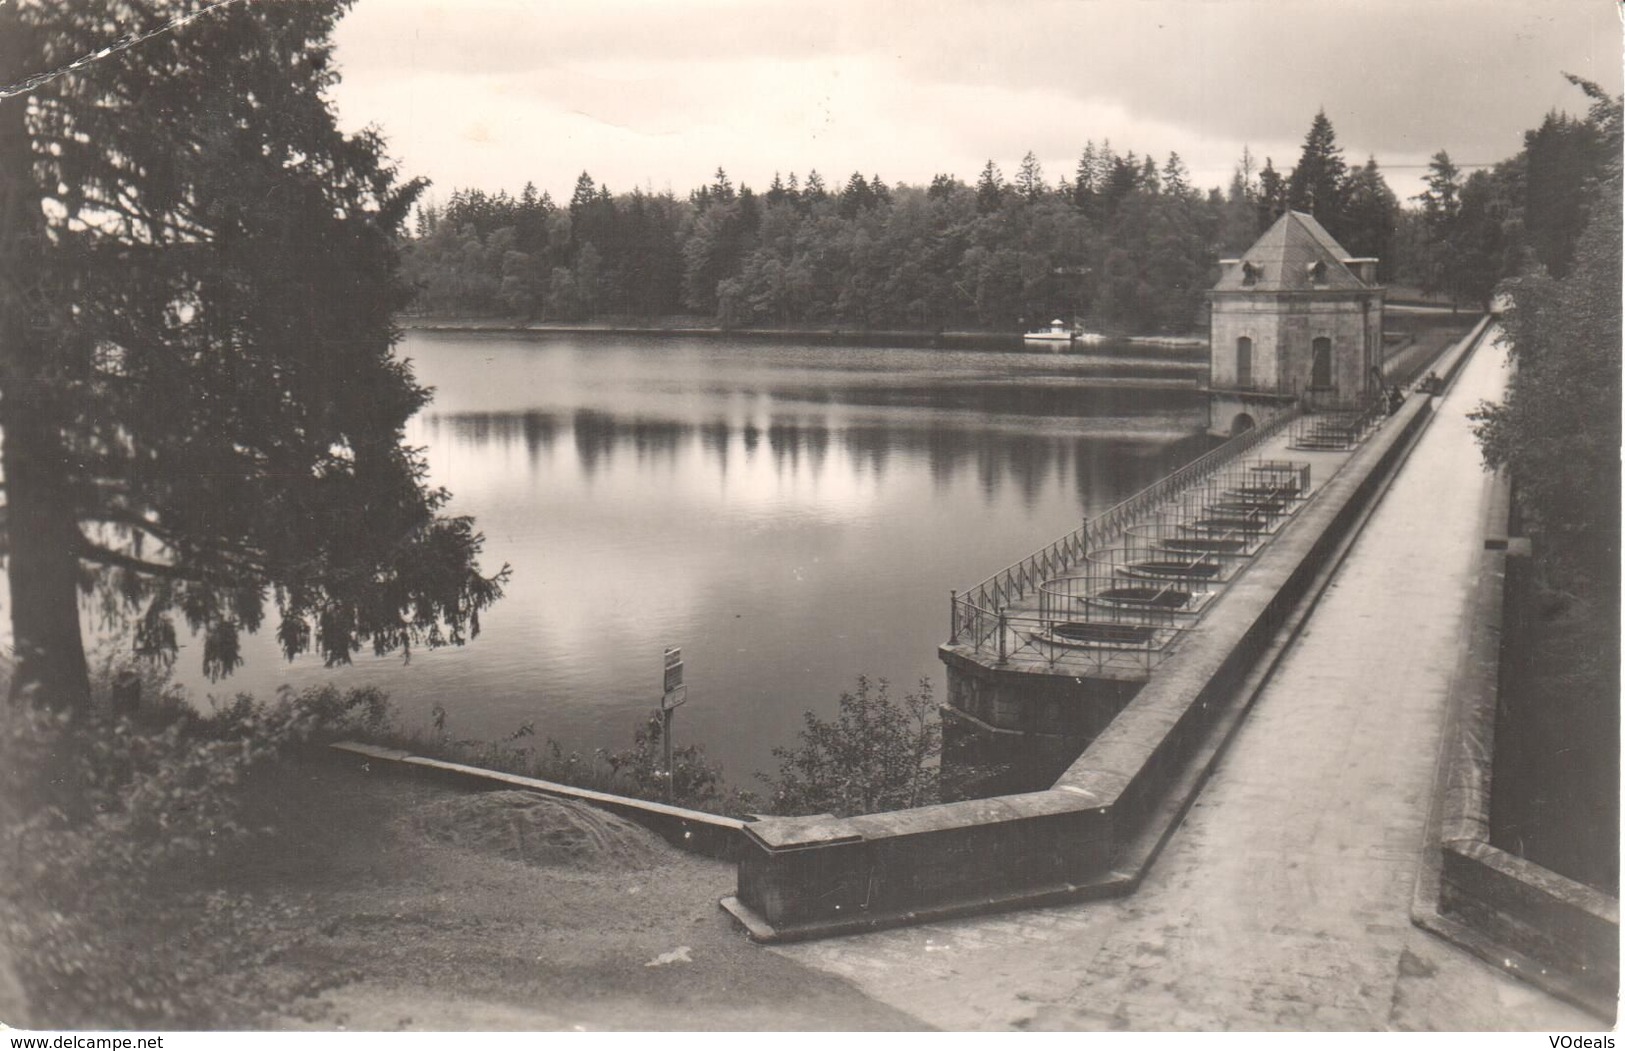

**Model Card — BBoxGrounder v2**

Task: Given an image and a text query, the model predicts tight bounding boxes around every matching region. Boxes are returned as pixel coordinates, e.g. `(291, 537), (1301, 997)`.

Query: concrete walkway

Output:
(773, 328), (1601, 1031)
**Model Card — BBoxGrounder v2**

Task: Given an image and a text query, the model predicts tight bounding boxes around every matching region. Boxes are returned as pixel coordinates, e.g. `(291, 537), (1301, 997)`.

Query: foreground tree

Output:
(1473, 77), (1622, 594)
(0, 1), (507, 711)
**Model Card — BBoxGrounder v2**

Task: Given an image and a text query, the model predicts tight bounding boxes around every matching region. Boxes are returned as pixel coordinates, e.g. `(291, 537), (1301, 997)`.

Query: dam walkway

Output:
(768, 327), (1599, 1030)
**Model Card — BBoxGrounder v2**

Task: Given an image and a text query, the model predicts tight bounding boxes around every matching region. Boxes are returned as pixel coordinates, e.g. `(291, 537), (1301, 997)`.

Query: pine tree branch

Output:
(77, 535), (260, 589)
(81, 507), (183, 548)
(76, 537), (197, 581)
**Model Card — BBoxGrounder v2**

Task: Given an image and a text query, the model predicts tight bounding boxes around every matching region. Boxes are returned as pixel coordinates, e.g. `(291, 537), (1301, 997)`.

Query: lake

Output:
(153, 331), (1212, 786)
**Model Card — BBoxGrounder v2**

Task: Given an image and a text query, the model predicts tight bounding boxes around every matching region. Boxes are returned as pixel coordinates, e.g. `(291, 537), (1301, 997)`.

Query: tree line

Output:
(403, 94), (1620, 335)
(404, 112), (1405, 334)
(1414, 86), (1618, 310)
(1472, 75), (1620, 594)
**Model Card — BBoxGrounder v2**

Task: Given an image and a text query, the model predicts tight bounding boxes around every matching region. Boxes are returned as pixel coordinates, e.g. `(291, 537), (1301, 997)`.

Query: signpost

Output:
(661, 647), (686, 801)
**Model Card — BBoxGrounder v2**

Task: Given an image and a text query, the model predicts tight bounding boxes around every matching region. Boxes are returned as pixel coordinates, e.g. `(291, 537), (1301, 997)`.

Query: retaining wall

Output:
(327, 742), (748, 861)
(1415, 469), (1620, 1018)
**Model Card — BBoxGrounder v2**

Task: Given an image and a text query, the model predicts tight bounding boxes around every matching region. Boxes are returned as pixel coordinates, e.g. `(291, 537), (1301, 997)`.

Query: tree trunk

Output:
(0, 17), (92, 711)
(2, 405), (92, 712)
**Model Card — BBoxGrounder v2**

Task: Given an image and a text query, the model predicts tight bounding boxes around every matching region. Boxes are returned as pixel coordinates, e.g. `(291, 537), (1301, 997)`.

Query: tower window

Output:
(1312, 337), (1332, 388)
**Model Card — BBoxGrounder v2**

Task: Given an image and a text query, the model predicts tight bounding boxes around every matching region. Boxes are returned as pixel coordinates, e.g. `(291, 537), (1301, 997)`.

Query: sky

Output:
(326, 0), (1623, 206)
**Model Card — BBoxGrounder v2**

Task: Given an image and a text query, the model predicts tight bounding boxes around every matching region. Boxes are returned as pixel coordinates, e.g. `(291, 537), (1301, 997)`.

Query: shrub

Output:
(761, 676), (943, 817)
(0, 674), (396, 1027)
(600, 711), (749, 812)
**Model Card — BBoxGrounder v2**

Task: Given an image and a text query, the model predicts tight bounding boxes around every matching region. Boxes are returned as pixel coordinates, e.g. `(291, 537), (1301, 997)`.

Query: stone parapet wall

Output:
(733, 794), (1116, 938)
(1416, 463), (1619, 1017)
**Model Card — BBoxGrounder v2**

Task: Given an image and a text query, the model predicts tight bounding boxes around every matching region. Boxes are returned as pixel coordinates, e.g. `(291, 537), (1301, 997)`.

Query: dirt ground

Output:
(211, 752), (923, 1031)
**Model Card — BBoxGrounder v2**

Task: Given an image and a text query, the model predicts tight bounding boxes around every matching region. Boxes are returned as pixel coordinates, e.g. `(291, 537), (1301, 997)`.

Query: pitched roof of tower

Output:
(1211, 210), (1370, 292)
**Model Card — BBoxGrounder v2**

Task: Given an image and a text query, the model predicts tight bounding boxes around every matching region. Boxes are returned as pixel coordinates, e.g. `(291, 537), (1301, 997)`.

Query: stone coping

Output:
(327, 741), (748, 861)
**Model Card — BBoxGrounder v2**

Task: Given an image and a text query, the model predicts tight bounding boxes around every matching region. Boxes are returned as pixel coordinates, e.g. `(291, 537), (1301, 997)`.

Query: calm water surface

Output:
(160, 332), (1209, 785)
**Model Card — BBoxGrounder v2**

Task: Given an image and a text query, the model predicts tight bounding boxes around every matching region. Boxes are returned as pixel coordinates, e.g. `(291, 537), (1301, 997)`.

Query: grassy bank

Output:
(0, 671), (941, 1028)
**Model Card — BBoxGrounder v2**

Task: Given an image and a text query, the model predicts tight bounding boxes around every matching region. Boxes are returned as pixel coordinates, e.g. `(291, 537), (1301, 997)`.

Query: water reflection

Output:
(423, 408), (1208, 514)
(160, 332), (1214, 787)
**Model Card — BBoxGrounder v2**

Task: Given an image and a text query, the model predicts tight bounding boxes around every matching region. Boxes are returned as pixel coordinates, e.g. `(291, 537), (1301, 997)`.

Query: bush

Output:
(761, 676), (943, 817)
(0, 675), (395, 1027)
(600, 712), (748, 811)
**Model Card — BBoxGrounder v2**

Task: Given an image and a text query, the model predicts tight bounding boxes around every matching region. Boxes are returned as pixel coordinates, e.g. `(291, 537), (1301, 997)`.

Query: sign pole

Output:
(661, 646), (686, 804)
(662, 705), (674, 803)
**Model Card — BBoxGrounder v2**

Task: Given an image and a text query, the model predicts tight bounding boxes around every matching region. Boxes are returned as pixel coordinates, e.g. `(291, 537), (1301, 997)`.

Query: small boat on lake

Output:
(1023, 319), (1107, 347)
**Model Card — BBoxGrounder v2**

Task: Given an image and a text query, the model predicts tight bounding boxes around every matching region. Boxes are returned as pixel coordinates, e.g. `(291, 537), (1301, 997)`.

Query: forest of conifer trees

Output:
(398, 106), (1612, 336)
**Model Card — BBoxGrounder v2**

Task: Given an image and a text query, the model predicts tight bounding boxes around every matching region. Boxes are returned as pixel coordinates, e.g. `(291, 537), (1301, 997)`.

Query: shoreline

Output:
(397, 317), (1211, 352)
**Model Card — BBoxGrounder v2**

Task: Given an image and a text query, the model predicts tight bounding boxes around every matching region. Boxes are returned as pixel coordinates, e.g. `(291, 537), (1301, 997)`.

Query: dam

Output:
(722, 313), (1489, 942)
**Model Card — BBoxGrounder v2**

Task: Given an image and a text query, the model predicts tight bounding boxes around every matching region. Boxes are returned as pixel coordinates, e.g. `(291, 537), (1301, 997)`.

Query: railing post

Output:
(949, 590), (959, 645)
(997, 609), (1008, 663)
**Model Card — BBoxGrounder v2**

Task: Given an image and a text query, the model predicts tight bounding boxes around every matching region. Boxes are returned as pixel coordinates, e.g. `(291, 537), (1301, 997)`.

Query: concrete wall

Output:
(937, 637), (1148, 793)
(735, 795), (1116, 936)
(941, 648), (1142, 739)
(941, 708), (1096, 797)
(1418, 469), (1619, 1017)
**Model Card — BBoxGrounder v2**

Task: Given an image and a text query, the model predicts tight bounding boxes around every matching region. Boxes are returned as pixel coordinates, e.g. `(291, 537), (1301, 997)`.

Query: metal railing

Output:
(950, 404), (1303, 651)
(1289, 393), (1389, 450)
(957, 600), (1179, 677)
(951, 457), (1315, 680)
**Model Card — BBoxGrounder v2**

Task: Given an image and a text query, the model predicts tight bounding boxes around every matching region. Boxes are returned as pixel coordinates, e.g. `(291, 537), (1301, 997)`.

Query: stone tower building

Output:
(1207, 210), (1385, 437)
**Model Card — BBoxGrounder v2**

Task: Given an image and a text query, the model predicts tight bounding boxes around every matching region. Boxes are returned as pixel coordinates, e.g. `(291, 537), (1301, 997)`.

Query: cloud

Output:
(875, 0), (1618, 158)
(329, 0), (1621, 201)
(332, 0), (859, 77)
